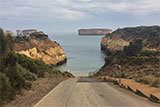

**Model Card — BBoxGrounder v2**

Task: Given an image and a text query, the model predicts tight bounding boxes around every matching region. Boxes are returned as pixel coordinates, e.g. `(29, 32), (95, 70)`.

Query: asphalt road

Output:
(34, 77), (160, 107)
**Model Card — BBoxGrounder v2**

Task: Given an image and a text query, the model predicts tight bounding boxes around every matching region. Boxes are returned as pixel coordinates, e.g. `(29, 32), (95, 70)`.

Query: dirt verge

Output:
(4, 73), (71, 107)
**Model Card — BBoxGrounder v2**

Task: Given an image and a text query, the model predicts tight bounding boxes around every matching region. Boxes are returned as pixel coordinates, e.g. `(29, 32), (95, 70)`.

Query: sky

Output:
(0, 0), (160, 33)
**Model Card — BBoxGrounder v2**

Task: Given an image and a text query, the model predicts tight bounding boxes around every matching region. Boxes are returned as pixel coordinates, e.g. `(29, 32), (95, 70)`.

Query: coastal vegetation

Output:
(120, 26), (160, 50)
(101, 40), (160, 87)
(96, 26), (160, 88)
(0, 28), (73, 106)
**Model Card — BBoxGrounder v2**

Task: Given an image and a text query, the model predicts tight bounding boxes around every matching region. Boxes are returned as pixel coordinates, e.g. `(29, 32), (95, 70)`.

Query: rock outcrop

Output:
(16, 30), (24, 36)
(14, 32), (67, 65)
(96, 26), (160, 85)
(101, 26), (160, 53)
(5, 30), (14, 36)
(78, 29), (112, 35)
(101, 36), (129, 51)
(22, 29), (38, 36)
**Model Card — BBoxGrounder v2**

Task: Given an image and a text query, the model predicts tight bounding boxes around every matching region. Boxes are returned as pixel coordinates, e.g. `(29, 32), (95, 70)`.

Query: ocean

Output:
(49, 33), (105, 76)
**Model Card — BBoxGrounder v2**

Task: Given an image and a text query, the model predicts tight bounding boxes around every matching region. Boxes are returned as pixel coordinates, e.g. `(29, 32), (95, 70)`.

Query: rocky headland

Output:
(14, 32), (67, 65)
(78, 29), (112, 35)
(101, 26), (160, 53)
(94, 25), (160, 89)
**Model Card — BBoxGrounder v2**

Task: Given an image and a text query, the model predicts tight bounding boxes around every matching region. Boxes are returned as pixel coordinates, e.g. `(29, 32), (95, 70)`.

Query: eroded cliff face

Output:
(101, 36), (129, 51)
(101, 26), (160, 53)
(14, 33), (67, 65)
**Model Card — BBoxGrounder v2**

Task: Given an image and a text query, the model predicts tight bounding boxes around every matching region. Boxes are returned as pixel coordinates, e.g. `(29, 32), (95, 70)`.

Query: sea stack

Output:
(78, 29), (112, 35)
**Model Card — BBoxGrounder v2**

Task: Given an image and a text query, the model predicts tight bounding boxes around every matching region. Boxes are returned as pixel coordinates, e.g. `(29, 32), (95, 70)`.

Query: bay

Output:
(49, 33), (105, 76)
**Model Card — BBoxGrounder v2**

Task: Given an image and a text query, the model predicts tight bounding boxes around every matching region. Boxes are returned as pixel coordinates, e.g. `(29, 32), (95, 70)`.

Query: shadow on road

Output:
(77, 76), (109, 83)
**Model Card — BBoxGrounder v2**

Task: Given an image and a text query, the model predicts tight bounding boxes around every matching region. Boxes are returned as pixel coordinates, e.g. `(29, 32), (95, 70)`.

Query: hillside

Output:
(0, 28), (73, 106)
(95, 26), (160, 88)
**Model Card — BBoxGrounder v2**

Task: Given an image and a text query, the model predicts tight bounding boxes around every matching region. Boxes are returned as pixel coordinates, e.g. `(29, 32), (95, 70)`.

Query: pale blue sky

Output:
(0, 0), (160, 33)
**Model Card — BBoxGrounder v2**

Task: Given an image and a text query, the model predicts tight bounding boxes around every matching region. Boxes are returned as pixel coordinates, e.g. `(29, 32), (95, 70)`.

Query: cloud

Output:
(130, 0), (160, 15)
(72, 0), (160, 15)
(0, 0), (160, 22)
(57, 8), (85, 20)
(77, 0), (91, 2)
(106, 2), (131, 12)
(0, 0), (85, 21)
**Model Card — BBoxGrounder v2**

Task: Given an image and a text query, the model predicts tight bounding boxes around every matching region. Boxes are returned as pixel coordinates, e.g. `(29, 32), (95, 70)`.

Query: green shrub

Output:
(38, 71), (45, 78)
(24, 81), (32, 90)
(5, 66), (25, 90)
(0, 72), (15, 104)
(48, 69), (61, 74)
(105, 56), (114, 64)
(16, 63), (36, 81)
(127, 56), (160, 65)
(124, 39), (143, 56)
(5, 52), (52, 75)
(140, 50), (160, 56)
(0, 28), (14, 58)
(139, 76), (153, 84)
(152, 79), (160, 88)
(30, 32), (48, 38)
(121, 72), (127, 78)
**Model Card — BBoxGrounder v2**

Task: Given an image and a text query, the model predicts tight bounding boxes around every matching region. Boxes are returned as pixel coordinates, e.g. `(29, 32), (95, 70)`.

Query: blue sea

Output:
(49, 33), (105, 76)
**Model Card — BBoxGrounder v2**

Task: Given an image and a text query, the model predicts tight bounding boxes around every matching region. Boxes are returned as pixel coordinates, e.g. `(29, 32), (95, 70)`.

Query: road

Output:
(34, 77), (160, 107)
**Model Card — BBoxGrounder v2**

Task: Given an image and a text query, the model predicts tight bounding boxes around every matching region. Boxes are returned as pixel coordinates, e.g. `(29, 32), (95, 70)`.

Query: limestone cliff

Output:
(14, 32), (67, 65)
(78, 29), (112, 35)
(101, 36), (129, 51)
(101, 26), (160, 53)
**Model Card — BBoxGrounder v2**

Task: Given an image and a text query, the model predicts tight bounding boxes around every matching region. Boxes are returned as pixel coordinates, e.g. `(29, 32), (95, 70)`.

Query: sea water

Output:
(49, 33), (105, 76)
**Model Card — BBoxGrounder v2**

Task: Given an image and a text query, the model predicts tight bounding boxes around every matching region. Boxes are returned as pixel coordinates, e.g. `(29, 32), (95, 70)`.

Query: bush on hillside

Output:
(116, 26), (160, 38)
(105, 56), (114, 64)
(48, 69), (61, 74)
(126, 56), (160, 65)
(24, 81), (32, 90)
(16, 63), (36, 81)
(152, 79), (160, 88)
(140, 50), (160, 56)
(0, 72), (15, 104)
(124, 39), (143, 56)
(30, 32), (48, 38)
(37, 71), (45, 78)
(4, 52), (52, 74)
(0, 28), (14, 59)
(5, 66), (26, 90)
(137, 76), (153, 84)
(15, 36), (29, 43)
